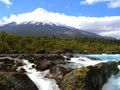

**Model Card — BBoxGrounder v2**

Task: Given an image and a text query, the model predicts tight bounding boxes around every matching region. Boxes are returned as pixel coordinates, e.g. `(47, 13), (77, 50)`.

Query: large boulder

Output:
(0, 57), (38, 90)
(48, 61), (119, 90)
(0, 58), (24, 72)
(31, 54), (65, 71)
(117, 61), (120, 65)
(85, 61), (119, 90)
(46, 66), (73, 85)
(0, 72), (38, 90)
(18, 54), (66, 71)
(61, 66), (89, 90)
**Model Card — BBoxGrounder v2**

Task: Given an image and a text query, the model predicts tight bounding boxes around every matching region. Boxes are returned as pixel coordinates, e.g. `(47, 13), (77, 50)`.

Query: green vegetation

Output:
(65, 87), (72, 90)
(75, 66), (89, 79)
(11, 88), (14, 90)
(0, 78), (6, 85)
(63, 75), (68, 83)
(0, 32), (120, 54)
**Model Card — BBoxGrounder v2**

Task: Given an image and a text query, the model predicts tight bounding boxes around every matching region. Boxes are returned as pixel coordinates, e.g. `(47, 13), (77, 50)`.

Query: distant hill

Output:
(0, 22), (103, 38)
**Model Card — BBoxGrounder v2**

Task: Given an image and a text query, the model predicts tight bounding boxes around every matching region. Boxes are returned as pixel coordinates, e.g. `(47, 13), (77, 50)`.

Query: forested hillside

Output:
(0, 32), (120, 54)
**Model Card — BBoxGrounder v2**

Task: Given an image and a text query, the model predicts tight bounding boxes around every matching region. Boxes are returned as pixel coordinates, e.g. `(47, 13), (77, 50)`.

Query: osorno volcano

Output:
(0, 21), (103, 38)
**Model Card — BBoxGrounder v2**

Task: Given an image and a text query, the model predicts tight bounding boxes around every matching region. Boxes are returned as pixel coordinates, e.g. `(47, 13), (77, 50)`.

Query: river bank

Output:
(0, 54), (120, 90)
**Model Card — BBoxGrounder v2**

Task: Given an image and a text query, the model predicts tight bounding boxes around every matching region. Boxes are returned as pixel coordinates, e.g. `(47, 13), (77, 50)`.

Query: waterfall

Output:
(65, 54), (120, 90)
(21, 60), (60, 90)
(17, 54), (120, 90)
(102, 65), (120, 90)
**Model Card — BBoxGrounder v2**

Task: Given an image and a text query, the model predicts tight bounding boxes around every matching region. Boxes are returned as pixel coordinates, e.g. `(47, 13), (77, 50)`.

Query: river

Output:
(18, 54), (120, 90)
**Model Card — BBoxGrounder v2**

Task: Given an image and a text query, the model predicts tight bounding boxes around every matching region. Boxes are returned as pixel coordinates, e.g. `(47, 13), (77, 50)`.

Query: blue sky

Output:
(0, 0), (120, 19)
(0, 0), (120, 38)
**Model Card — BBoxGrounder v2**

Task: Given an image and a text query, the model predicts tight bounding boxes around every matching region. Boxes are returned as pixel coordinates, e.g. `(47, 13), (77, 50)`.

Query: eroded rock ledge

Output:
(0, 58), (38, 90)
(0, 72), (38, 90)
(47, 61), (119, 90)
(19, 54), (65, 71)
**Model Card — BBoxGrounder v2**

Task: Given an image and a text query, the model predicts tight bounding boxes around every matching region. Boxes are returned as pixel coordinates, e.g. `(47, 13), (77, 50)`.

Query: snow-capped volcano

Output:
(0, 8), (74, 26)
(0, 8), (118, 38)
(0, 21), (102, 38)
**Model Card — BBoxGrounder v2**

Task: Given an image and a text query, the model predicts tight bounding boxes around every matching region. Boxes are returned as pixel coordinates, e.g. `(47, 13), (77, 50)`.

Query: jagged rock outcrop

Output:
(0, 58), (23, 72)
(46, 66), (73, 85)
(0, 72), (38, 90)
(85, 61), (119, 90)
(47, 61), (119, 90)
(117, 61), (120, 65)
(19, 54), (65, 71)
(0, 57), (38, 90)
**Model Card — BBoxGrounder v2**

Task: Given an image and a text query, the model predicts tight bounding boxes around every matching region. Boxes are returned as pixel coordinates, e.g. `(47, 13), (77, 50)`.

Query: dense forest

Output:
(0, 32), (120, 54)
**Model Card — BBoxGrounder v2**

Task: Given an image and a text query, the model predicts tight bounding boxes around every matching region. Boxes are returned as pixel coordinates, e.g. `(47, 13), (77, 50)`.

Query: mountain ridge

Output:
(0, 21), (103, 38)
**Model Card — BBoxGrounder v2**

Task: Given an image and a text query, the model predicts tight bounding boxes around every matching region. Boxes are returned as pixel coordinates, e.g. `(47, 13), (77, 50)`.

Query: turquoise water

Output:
(86, 54), (120, 61)
(69, 54), (120, 90)
(2, 54), (120, 90)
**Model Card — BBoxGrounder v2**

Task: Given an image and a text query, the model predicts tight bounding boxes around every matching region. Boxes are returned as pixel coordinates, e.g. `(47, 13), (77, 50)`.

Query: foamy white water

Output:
(102, 75), (120, 90)
(69, 57), (106, 67)
(17, 54), (120, 90)
(22, 60), (60, 90)
(102, 65), (120, 90)
(67, 54), (120, 90)
(85, 54), (120, 90)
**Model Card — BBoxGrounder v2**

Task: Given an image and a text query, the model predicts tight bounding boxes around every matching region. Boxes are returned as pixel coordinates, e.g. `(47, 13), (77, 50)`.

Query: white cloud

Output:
(100, 31), (120, 38)
(80, 0), (106, 5)
(108, 0), (120, 8)
(80, 0), (120, 8)
(0, 0), (12, 5)
(0, 0), (12, 8)
(0, 8), (120, 39)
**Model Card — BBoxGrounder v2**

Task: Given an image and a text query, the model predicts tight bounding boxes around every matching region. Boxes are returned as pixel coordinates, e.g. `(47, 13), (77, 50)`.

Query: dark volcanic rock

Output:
(35, 55), (65, 71)
(20, 54), (65, 71)
(0, 57), (38, 90)
(18, 68), (26, 73)
(35, 60), (56, 71)
(47, 61), (119, 90)
(58, 66), (88, 90)
(0, 58), (23, 72)
(85, 61), (119, 90)
(117, 61), (120, 65)
(46, 66), (73, 85)
(0, 72), (38, 90)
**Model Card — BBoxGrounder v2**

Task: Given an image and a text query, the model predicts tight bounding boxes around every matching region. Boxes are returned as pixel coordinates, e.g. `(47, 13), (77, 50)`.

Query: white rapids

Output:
(20, 60), (60, 90)
(102, 65), (120, 90)
(17, 54), (120, 90)
(65, 54), (120, 90)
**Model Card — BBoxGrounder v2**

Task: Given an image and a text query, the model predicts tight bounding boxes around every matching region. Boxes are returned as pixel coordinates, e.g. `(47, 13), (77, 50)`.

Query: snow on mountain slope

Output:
(0, 21), (102, 38)
(0, 8), (116, 38)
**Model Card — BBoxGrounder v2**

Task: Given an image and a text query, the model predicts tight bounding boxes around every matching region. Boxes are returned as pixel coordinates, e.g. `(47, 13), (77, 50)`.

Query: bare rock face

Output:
(47, 61), (119, 90)
(46, 66), (73, 86)
(0, 57), (38, 90)
(0, 72), (38, 90)
(19, 54), (65, 71)
(0, 58), (24, 72)
(117, 61), (120, 65)
(85, 61), (119, 90)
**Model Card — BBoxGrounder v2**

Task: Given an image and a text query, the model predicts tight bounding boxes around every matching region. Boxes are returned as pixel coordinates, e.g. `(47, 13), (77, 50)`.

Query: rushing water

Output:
(66, 54), (120, 90)
(17, 54), (120, 90)
(20, 60), (60, 90)
(86, 54), (120, 90)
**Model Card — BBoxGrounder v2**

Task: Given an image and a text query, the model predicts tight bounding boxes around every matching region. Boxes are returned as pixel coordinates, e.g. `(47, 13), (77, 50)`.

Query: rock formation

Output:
(47, 61), (119, 90)
(19, 54), (65, 71)
(0, 57), (38, 90)
(0, 72), (38, 90)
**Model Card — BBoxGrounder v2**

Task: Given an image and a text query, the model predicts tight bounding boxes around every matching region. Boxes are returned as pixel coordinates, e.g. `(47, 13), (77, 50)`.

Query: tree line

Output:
(0, 32), (120, 54)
